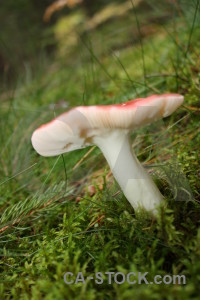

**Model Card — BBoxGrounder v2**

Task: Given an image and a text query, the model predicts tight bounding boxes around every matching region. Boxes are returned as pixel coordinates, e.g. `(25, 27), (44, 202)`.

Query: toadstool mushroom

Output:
(31, 93), (184, 215)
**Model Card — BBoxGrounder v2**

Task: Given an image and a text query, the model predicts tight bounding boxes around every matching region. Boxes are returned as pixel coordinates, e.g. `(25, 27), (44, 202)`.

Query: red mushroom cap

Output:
(31, 93), (184, 156)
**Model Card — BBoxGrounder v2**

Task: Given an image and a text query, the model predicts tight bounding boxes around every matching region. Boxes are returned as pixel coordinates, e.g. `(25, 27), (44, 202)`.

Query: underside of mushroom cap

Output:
(31, 93), (184, 156)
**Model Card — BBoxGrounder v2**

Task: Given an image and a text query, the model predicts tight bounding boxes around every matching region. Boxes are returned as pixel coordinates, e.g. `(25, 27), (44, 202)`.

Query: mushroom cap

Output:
(31, 93), (184, 156)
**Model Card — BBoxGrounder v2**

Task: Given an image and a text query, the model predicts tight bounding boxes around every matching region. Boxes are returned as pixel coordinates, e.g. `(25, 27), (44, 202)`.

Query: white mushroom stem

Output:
(94, 130), (163, 214)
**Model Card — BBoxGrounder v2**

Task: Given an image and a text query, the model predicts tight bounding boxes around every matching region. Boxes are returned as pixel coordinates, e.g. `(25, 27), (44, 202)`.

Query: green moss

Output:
(0, 1), (200, 299)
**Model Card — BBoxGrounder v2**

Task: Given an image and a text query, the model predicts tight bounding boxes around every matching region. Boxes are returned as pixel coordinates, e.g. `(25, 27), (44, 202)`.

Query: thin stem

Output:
(94, 130), (163, 214)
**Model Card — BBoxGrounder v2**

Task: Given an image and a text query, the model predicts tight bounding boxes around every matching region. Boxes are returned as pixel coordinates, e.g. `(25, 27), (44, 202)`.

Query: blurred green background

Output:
(0, 1), (200, 299)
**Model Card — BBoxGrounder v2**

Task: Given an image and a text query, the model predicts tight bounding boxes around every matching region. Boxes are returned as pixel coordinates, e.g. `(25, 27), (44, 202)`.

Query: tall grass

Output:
(0, 1), (200, 299)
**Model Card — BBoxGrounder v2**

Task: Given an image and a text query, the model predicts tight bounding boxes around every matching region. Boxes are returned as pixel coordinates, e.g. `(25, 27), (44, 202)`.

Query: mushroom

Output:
(31, 93), (184, 215)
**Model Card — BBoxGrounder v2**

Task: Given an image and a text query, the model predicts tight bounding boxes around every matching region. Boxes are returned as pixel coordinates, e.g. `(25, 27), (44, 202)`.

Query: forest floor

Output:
(0, 1), (200, 299)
